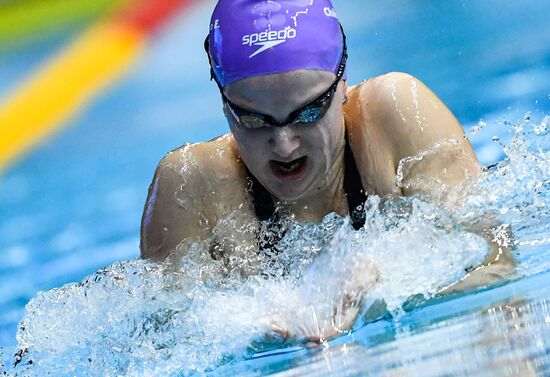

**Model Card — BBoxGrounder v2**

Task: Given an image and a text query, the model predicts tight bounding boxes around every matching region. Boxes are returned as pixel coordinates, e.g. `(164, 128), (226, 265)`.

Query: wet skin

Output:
(140, 71), (515, 338)
(141, 70), (486, 256)
(224, 70), (348, 214)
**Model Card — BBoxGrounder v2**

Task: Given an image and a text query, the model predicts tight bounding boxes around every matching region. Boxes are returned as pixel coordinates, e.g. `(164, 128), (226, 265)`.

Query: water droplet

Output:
(198, 213), (209, 228)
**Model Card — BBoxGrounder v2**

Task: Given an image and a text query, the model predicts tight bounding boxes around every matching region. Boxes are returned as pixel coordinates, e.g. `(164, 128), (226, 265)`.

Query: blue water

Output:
(0, 0), (549, 375)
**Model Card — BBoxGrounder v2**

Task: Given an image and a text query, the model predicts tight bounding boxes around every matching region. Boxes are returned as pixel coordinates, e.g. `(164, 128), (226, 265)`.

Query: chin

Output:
(257, 163), (323, 202)
(266, 184), (300, 202)
(275, 191), (303, 202)
(271, 178), (318, 202)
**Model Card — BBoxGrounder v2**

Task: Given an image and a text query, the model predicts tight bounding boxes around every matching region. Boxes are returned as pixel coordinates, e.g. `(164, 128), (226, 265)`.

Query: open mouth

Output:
(270, 156), (308, 179)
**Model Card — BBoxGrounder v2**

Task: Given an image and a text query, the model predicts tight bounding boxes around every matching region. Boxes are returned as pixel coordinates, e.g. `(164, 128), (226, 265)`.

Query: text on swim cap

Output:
(242, 26), (298, 58)
(242, 26), (297, 47)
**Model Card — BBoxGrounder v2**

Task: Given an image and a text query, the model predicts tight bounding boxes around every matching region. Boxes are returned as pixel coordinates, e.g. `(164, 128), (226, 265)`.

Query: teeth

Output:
(279, 161), (299, 172)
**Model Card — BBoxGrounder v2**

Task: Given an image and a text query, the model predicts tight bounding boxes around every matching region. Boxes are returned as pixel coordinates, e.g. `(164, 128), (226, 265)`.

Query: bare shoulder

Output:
(164, 133), (243, 184)
(345, 72), (481, 202)
(155, 134), (243, 205)
(349, 72), (468, 152)
(140, 134), (248, 261)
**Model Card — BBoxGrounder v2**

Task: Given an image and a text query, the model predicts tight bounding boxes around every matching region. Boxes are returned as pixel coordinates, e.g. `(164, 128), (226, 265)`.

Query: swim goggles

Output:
(205, 28), (348, 129)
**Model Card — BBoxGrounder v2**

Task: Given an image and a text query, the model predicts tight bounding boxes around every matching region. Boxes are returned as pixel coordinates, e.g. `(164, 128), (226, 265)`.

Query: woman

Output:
(140, 0), (513, 319)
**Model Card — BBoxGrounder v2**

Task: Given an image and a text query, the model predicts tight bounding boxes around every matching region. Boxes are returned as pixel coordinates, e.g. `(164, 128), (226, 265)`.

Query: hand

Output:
(256, 258), (379, 347)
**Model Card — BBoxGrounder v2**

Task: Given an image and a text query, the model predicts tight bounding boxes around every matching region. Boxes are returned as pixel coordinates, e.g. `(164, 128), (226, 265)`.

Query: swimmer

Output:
(140, 0), (514, 338)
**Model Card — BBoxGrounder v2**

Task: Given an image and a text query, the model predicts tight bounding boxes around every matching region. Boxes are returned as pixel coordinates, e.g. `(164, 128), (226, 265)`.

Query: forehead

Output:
(224, 70), (336, 112)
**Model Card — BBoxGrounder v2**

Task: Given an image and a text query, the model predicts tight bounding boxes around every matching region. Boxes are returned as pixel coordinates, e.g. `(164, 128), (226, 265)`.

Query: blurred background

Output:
(0, 0), (549, 346)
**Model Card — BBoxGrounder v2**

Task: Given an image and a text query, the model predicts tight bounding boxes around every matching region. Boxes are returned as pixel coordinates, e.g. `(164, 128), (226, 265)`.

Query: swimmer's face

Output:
(224, 70), (346, 201)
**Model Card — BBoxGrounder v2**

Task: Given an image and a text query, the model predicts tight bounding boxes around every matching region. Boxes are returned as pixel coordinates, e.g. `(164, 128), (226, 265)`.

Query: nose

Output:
(269, 126), (301, 158)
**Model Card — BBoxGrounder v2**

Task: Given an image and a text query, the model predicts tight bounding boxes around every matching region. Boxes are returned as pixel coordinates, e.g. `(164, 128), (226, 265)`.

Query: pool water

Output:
(1, 0), (549, 375)
(217, 274), (550, 376)
(4, 116), (549, 375)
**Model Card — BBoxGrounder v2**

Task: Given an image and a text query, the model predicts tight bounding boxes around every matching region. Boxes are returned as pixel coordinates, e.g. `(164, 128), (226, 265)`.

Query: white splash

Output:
(6, 116), (549, 376)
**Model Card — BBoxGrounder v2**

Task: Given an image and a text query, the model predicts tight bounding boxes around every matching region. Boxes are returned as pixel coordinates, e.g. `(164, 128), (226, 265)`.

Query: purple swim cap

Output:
(207, 0), (345, 88)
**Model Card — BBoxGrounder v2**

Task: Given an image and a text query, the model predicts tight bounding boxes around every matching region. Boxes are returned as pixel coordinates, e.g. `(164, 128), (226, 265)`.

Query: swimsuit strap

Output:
(245, 167), (275, 222)
(246, 132), (367, 230)
(343, 132), (367, 230)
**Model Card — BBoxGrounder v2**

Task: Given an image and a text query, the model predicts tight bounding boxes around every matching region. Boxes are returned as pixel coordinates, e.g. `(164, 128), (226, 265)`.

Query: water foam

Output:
(6, 116), (549, 376)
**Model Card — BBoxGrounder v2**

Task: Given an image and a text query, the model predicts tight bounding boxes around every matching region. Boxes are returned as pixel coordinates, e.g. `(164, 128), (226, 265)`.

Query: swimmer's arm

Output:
(360, 71), (481, 199)
(140, 152), (209, 262)
(440, 222), (516, 294)
(359, 72), (515, 290)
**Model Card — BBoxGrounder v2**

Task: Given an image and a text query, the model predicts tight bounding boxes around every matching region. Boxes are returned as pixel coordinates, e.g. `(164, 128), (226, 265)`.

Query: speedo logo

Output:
(242, 26), (297, 58)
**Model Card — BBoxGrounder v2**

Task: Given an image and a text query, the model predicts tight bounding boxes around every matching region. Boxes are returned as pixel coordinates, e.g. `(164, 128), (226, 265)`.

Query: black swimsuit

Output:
(246, 132), (367, 252)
